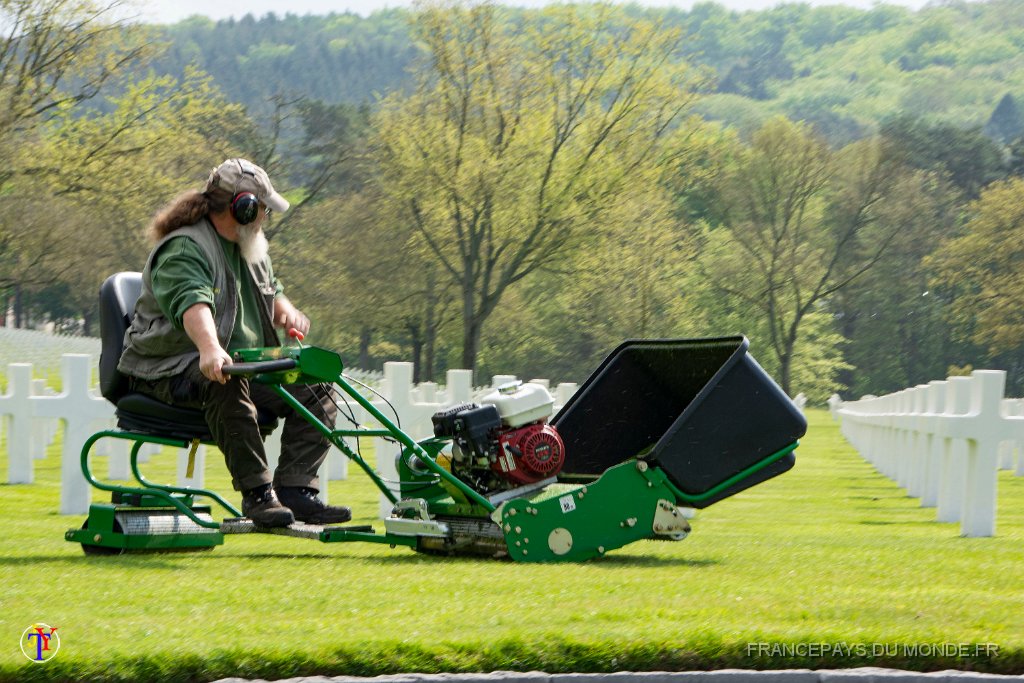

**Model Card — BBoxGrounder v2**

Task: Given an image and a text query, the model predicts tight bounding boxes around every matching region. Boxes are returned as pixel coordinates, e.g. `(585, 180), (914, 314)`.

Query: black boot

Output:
(275, 486), (352, 524)
(242, 484), (294, 527)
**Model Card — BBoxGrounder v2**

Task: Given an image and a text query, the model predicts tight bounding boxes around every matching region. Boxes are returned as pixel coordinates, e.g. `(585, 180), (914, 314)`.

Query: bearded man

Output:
(118, 158), (349, 528)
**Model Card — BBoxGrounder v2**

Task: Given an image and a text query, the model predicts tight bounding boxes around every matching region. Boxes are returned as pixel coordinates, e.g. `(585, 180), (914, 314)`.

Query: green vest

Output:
(118, 219), (279, 380)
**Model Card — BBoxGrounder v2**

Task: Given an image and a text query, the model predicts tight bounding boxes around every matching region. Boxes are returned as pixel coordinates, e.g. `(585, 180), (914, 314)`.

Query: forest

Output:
(3, 0), (1024, 401)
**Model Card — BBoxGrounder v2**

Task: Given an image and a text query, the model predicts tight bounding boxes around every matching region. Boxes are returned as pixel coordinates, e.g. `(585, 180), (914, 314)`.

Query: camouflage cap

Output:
(207, 158), (289, 213)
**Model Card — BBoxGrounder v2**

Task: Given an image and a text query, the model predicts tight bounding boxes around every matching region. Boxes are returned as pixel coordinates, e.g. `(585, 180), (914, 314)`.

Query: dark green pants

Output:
(129, 361), (338, 492)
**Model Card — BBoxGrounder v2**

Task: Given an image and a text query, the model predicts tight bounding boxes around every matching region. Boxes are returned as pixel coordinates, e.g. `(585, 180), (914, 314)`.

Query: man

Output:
(118, 158), (349, 528)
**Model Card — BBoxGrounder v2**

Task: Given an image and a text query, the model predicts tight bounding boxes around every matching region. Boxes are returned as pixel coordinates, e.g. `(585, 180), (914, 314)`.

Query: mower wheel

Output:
(80, 520), (125, 556)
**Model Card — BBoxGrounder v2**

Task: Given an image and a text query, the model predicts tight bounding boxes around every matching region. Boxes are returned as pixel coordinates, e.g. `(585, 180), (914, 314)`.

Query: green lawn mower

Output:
(66, 272), (807, 562)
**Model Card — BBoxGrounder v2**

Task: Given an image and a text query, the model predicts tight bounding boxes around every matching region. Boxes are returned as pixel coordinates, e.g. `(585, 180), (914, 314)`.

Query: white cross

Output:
(1, 364), (34, 484)
(935, 370), (1017, 537)
(32, 355), (115, 515)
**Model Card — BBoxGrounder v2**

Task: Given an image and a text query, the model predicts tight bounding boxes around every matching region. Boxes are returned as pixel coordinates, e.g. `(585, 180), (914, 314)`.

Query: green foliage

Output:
(693, 93), (778, 139)
(927, 177), (1024, 357)
(781, 311), (852, 404)
(150, 10), (419, 113)
(1, 64), (262, 331)
(139, 2), (1024, 149)
(371, 2), (704, 374)
(11, 0), (1024, 397)
(984, 93), (1024, 144)
(694, 118), (904, 395)
(881, 114), (1006, 198)
(832, 166), (969, 397)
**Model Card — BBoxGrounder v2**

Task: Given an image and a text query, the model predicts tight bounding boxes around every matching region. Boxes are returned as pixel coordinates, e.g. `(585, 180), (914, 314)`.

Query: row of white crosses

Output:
(835, 370), (1024, 537)
(0, 355), (222, 513)
(0, 326), (102, 377)
(1, 354), (577, 520)
(1, 356), (116, 514)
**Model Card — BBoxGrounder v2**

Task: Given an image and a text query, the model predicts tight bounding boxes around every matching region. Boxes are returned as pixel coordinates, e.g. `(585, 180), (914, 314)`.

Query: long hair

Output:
(146, 188), (233, 243)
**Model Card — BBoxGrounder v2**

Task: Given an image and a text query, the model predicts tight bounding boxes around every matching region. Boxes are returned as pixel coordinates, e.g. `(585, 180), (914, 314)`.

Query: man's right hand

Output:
(182, 303), (232, 384)
(199, 347), (234, 384)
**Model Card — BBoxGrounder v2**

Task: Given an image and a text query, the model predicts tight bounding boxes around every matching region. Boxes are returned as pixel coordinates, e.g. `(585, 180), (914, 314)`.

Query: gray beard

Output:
(237, 224), (269, 265)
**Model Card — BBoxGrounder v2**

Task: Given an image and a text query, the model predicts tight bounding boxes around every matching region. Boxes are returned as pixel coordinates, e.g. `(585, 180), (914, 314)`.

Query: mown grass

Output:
(0, 409), (1022, 682)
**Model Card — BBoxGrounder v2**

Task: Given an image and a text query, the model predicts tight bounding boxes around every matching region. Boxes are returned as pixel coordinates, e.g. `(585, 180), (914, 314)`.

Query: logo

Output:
(20, 623), (59, 663)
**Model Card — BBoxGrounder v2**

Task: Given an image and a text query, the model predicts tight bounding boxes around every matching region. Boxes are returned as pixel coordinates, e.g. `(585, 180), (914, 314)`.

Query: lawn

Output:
(0, 409), (1021, 682)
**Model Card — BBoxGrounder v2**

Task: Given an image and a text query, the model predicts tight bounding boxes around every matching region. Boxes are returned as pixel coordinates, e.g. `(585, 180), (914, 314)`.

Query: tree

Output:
(927, 177), (1024, 355)
(698, 117), (902, 395)
(0, 0), (148, 177)
(373, 2), (704, 375)
(984, 93), (1024, 145)
(880, 115), (1005, 200)
(272, 188), (458, 381)
(477, 183), (692, 384)
(0, 0), (152, 313)
(1, 68), (261, 329)
(718, 21), (794, 100)
(263, 97), (462, 379)
(831, 171), (963, 397)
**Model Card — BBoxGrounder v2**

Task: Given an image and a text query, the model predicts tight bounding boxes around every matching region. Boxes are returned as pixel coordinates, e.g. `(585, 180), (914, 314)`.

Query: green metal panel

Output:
(296, 346), (344, 381)
(496, 460), (678, 562)
(232, 345), (342, 385)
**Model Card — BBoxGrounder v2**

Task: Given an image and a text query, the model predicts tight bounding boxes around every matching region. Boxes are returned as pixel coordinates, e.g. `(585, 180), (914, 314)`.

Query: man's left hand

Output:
(274, 296), (310, 337)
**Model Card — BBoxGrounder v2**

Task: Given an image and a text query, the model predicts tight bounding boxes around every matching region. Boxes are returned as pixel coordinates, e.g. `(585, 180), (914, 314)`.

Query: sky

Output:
(134, 0), (932, 25)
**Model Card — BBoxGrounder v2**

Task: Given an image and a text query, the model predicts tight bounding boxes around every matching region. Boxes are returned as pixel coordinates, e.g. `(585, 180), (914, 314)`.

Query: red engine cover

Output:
(492, 423), (565, 485)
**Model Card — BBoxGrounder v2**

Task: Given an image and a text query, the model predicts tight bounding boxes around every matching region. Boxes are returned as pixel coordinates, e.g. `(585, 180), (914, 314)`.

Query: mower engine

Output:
(431, 382), (565, 495)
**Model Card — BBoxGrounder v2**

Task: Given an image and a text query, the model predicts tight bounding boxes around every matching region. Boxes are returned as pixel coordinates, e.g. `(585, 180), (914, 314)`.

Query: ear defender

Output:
(230, 191), (260, 225)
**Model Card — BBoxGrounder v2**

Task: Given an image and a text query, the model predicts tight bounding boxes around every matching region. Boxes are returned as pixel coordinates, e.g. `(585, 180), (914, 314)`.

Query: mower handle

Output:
(222, 358), (298, 376)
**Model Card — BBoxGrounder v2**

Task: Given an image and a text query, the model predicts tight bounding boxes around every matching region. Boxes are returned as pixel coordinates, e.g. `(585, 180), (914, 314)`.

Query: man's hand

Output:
(182, 303), (232, 384)
(274, 296), (310, 337)
(198, 346), (233, 384)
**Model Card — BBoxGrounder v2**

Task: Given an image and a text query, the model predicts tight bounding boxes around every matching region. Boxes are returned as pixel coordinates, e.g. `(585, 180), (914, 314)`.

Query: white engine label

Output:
(500, 445), (517, 472)
(559, 494), (576, 513)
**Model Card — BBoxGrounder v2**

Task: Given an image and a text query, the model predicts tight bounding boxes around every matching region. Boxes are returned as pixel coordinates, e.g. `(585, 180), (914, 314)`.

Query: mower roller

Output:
(66, 273), (807, 562)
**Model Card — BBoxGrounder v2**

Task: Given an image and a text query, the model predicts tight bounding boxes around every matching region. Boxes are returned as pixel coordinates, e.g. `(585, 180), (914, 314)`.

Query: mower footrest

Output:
(221, 518), (374, 539)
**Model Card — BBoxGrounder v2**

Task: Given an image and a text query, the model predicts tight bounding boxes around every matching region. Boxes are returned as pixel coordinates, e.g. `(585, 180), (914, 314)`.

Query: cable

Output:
(317, 383), (359, 429)
(318, 381), (398, 450)
(302, 380), (441, 494)
(323, 383), (402, 449)
(342, 373), (402, 430)
(298, 384), (372, 473)
(322, 384), (359, 426)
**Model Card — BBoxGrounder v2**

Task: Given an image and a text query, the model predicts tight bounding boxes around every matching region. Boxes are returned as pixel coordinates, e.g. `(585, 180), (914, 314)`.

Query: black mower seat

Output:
(99, 272), (277, 441)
